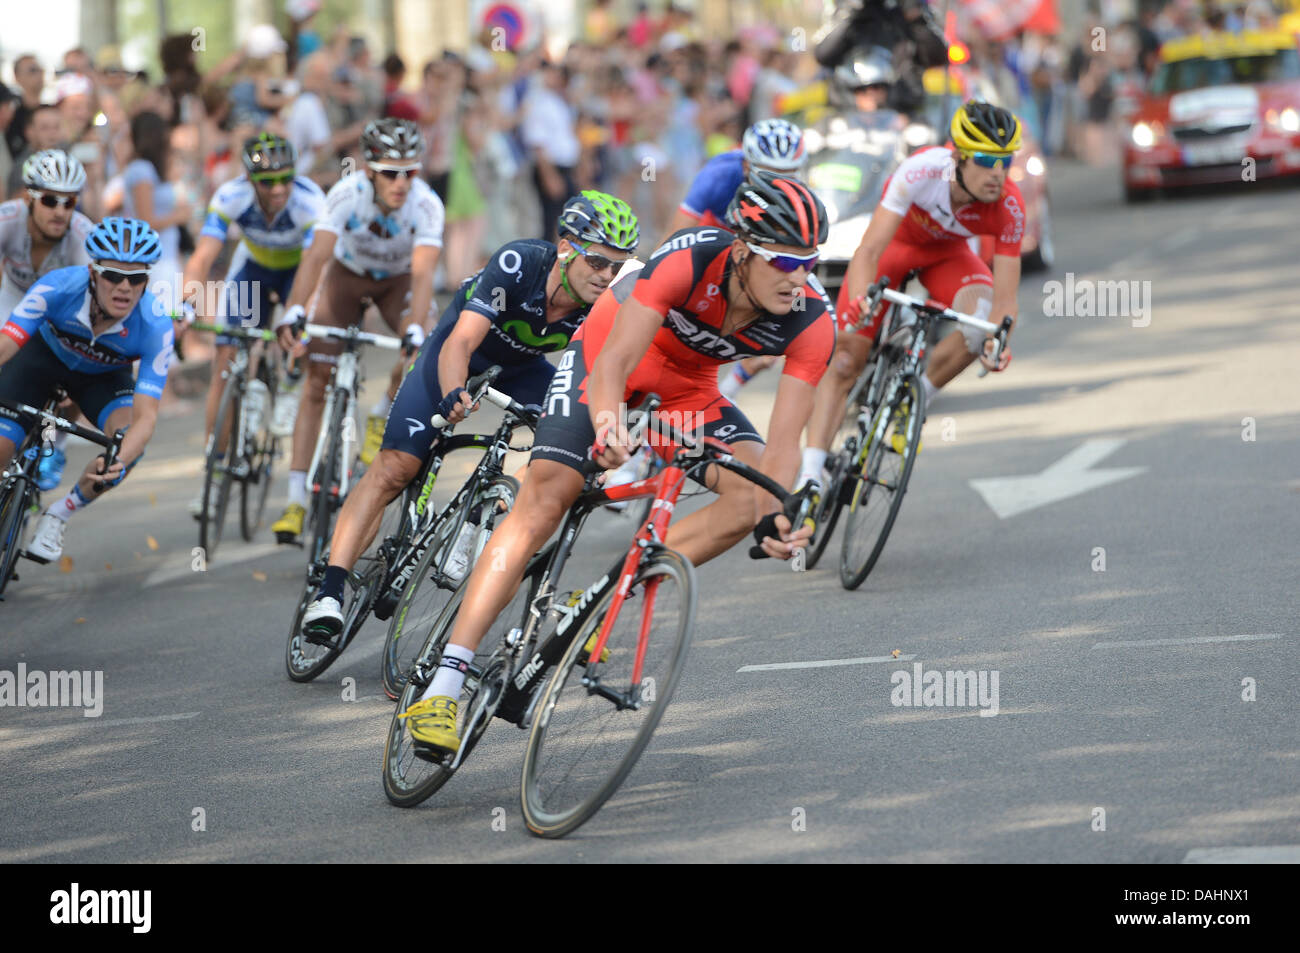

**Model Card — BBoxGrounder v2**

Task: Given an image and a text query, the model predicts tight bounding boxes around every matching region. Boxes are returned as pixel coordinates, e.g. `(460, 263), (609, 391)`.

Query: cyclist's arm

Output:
(990, 253), (1020, 332)
(0, 282), (55, 366)
(436, 310), (491, 401)
(588, 297), (664, 459)
(407, 244), (440, 336)
(284, 230), (336, 313)
(0, 332), (19, 367)
(115, 392), (159, 469)
(757, 372), (817, 515)
(843, 206), (904, 305)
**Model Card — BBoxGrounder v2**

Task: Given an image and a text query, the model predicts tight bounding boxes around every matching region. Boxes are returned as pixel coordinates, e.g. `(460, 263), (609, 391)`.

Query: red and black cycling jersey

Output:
(577, 226), (835, 386)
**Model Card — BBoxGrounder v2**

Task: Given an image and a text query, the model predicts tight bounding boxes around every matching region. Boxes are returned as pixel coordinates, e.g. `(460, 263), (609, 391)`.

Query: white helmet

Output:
(22, 149), (87, 193)
(742, 118), (806, 173)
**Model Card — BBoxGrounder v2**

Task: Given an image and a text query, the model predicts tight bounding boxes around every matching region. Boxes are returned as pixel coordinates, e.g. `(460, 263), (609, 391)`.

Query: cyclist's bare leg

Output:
(445, 458), (585, 653)
(326, 447), (422, 571)
(661, 438), (767, 565)
(291, 358), (334, 472)
(0, 435), (14, 471)
(925, 284), (992, 388)
(805, 330), (872, 452)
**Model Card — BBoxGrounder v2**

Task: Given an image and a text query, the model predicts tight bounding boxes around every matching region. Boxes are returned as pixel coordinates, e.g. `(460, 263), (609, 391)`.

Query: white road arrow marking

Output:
(969, 438), (1147, 519)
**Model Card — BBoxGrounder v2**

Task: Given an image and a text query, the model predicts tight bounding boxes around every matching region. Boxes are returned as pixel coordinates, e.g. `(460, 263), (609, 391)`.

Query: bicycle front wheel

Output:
(0, 478), (33, 600)
(839, 374), (924, 591)
(521, 547), (697, 839)
(241, 361), (279, 540)
(381, 473), (519, 700)
(199, 376), (240, 558)
(307, 395), (349, 567)
(804, 443), (853, 571)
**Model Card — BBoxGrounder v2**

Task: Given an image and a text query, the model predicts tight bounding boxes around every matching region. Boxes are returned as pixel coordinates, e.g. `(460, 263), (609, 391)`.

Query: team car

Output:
(1123, 30), (1300, 202)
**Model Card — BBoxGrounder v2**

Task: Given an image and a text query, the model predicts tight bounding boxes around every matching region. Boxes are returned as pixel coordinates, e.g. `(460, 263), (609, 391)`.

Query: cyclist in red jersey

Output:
(398, 172), (835, 753)
(798, 101), (1023, 489)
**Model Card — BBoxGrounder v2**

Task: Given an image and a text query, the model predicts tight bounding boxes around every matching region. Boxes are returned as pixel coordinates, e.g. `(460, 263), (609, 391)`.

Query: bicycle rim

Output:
(381, 474), (519, 699)
(241, 363), (278, 540)
(308, 397), (348, 567)
(0, 481), (31, 600)
(200, 381), (240, 558)
(839, 375), (924, 591)
(804, 445), (852, 571)
(521, 548), (697, 839)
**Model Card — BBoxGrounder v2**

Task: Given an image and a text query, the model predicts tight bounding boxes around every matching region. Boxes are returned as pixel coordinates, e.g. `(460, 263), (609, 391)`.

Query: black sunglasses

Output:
(578, 250), (629, 273)
(91, 263), (149, 287)
(372, 166), (418, 180)
(28, 189), (77, 209)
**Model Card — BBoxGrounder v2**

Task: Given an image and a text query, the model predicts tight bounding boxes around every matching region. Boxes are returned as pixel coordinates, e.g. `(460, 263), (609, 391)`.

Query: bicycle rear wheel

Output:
(199, 376), (240, 559)
(381, 473), (519, 699)
(0, 478), (33, 600)
(307, 395), (349, 567)
(520, 548), (697, 839)
(241, 361), (279, 540)
(839, 374), (924, 591)
(381, 552), (539, 807)
(804, 442), (854, 570)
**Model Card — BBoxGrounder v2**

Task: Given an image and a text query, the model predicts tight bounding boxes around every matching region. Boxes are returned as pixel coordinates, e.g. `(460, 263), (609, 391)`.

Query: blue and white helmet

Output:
(85, 217), (161, 265)
(742, 118), (806, 173)
(23, 149), (87, 193)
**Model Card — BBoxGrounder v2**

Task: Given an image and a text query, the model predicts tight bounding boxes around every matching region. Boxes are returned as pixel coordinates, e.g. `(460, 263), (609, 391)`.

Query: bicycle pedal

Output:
(22, 549), (49, 566)
(302, 624), (342, 647)
(275, 532), (304, 547)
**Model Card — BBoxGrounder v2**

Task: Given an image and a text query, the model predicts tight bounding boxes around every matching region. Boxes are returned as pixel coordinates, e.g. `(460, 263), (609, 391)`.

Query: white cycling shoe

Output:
(302, 596), (344, 642)
(26, 513), (67, 564)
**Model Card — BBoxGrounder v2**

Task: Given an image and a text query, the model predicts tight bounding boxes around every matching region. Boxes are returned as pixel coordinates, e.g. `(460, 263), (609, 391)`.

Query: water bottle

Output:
(886, 305), (918, 350)
(245, 379), (269, 435)
(271, 367), (302, 437)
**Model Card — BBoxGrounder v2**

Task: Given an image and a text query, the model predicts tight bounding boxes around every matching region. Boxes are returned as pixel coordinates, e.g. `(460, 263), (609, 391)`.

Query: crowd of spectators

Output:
(0, 0), (1295, 297)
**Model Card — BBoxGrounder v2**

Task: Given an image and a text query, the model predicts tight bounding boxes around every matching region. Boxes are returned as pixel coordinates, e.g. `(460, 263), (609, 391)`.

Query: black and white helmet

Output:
(23, 149), (87, 193)
(361, 118), (424, 163)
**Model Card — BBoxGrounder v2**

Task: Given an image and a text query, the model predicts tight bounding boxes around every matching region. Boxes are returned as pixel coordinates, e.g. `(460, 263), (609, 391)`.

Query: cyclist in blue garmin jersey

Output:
(0, 217), (173, 562)
(298, 191), (640, 639)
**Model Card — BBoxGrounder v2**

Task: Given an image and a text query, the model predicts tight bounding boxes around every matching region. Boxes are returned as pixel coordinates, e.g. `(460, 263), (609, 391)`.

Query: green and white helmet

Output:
(557, 190), (639, 253)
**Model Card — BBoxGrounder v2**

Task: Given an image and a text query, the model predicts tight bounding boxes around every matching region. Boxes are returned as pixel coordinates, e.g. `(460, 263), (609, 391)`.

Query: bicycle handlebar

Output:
(301, 322), (403, 351)
(431, 366), (502, 429)
(865, 277), (1013, 378)
(187, 321), (279, 342)
(0, 398), (126, 489)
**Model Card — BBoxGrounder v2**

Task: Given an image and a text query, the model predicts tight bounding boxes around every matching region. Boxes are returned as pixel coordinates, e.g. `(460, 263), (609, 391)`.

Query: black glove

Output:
(748, 512), (784, 560)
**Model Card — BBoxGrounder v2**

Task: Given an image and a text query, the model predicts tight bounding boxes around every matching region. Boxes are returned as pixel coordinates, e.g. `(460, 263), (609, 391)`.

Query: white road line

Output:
(1183, 846), (1300, 863)
(1091, 634), (1281, 650)
(143, 541), (285, 588)
(738, 654), (917, 673)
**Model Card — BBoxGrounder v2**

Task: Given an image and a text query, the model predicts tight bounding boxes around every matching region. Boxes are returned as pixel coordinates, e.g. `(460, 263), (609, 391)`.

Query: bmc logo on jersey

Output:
(650, 229), (721, 260)
(665, 309), (737, 359)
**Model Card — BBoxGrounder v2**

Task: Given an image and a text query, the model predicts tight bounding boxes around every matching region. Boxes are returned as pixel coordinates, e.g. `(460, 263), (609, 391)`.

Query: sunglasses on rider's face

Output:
(252, 172), (293, 187)
(745, 241), (819, 274)
(967, 151), (1013, 170)
(577, 248), (631, 274)
(28, 189), (77, 209)
(91, 263), (150, 287)
(370, 164), (418, 180)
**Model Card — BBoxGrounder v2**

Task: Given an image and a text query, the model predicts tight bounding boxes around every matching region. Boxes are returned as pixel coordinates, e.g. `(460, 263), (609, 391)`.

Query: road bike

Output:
(0, 392), (125, 600)
(381, 397), (816, 838)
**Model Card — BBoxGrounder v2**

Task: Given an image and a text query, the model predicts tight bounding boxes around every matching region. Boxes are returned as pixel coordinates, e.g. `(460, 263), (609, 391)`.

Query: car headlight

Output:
(1025, 155), (1045, 176)
(1131, 122), (1156, 148)
(1280, 108), (1299, 133)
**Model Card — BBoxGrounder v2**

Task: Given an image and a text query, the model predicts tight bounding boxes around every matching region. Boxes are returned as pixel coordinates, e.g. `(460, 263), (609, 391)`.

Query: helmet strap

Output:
(953, 158), (982, 205)
(727, 245), (765, 322)
(552, 240), (585, 310)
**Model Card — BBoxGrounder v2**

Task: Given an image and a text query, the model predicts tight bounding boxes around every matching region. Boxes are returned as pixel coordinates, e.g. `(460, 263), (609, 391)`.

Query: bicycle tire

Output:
(803, 443), (853, 570)
(381, 550), (541, 807)
(839, 374), (924, 591)
(381, 473), (519, 700)
(241, 360), (279, 541)
(0, 478), (32, 600)
(199, 374), (241, 559)
(520, 547), (697, 839)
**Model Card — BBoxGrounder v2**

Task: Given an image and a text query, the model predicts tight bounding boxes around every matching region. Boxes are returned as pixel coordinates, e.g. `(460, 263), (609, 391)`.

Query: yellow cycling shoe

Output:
(399, 695), (459, 754)
(565, 590), (611, 664)
(272, 502), (306, 543)
(359, 414), (386, 466)
(889, 403), (923, 455)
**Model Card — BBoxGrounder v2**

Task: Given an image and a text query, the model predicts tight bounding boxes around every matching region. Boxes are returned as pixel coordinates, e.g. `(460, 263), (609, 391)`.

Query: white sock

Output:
(801, 447), (828, 477)
(287, 470), (308, 507)
(921, 374), (938, 404)
(371, 394), (393, 417)
(424, 643), (475, 701)
(48, 485), (91, 522)
(51, 430), (67, 452)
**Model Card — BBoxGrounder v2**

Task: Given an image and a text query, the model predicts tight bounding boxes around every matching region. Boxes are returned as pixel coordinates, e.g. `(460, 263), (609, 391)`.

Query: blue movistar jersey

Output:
(1, 266), (174, 400)
(200, 174), (326, 271)
(678, 149), (744, 229)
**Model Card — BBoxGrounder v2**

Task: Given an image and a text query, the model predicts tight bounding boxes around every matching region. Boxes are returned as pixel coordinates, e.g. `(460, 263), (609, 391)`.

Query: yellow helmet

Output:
(949, 100), (1023, 155)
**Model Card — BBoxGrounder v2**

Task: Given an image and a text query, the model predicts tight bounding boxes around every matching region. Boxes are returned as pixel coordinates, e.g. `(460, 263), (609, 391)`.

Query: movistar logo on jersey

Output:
(650, 229), (721, 260)
(502, 319), (569, 351)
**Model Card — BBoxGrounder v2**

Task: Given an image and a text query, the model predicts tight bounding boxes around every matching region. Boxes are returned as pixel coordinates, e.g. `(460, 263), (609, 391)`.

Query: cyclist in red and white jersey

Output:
(797, 101), (1022, 489)
(398, 172), (835, 754)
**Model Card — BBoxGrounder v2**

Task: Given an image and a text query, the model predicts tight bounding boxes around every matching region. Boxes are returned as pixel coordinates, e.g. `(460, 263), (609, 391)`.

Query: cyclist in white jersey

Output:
(177, 134), (326, 517)
(0, 149), (93, 490)
(270, 118), (444, 544)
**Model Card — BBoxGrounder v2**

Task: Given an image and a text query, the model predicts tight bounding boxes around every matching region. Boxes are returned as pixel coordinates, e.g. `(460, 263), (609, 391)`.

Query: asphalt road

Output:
(2, 161), (1297, 863)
